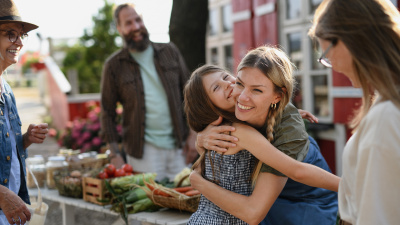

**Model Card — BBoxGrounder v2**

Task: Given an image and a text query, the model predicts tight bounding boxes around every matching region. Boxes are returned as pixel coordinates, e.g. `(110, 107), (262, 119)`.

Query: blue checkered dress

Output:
(188, 150), (257, 225)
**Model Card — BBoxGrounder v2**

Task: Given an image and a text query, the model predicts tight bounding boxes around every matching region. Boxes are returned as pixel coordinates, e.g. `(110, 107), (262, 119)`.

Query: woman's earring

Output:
(270, 103), (276, 109)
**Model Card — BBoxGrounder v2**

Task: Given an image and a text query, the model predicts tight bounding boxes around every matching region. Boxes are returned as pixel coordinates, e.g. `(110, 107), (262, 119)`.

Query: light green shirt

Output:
(130, 46), (176, 149)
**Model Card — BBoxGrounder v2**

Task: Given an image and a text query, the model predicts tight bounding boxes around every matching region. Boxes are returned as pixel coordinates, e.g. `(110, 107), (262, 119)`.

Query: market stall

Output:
(26, 151), (197, 225)
(28, 188), (191, 225)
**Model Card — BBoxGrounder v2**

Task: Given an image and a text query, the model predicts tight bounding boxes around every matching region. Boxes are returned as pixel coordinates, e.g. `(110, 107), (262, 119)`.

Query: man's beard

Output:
(123, 29), (150, 52)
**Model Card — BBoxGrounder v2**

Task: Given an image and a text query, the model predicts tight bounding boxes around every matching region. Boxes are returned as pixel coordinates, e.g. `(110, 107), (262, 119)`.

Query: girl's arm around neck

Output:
(232, 122), (340, 192)
(190, 170), (287, 225)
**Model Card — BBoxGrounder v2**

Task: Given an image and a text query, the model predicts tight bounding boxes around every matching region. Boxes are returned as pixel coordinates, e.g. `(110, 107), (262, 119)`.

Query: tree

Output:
(169, 0), (208, 72)
(63, 0), (119, 93)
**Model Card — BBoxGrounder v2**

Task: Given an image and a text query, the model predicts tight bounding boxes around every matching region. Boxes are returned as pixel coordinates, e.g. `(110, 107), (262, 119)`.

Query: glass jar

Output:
(26, 156), (46, 188)
(46, 156), (68, 189)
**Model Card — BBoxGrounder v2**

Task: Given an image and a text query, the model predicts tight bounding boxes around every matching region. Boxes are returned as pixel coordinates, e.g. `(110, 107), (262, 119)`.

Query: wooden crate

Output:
(82, 177), (111, 206)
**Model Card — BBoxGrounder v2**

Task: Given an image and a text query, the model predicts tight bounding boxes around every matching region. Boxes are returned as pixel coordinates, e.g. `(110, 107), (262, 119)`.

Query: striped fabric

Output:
(188, 150), (257, 225)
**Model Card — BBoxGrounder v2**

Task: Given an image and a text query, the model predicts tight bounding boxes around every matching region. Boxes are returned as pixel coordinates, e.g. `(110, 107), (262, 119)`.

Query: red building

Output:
(206, 0), (399, 175)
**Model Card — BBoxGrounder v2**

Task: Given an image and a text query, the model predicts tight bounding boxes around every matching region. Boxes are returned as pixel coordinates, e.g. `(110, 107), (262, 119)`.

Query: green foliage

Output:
(22, 57), (39, 74)
(62, 0), (120, 93)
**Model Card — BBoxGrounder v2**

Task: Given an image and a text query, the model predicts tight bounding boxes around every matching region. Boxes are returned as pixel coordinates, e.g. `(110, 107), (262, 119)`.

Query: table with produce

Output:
(26, 150), (198, 225)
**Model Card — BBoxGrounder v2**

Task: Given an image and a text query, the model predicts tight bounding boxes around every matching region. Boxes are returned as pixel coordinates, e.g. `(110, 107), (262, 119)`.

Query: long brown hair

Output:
(309, 0), (400, 130)
(184, 65), (240, 181)
(237, 46), (296, 183)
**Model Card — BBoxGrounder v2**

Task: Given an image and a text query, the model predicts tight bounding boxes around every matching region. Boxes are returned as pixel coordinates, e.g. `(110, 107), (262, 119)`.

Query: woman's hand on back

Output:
(196, 116), (238, 153)
(189, 169), (204, 190)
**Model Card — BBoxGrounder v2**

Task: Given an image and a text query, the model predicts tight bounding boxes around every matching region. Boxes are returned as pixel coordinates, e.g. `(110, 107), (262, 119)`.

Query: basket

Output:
(82, 177), (111, 206)
(68, 157), (109, 170)
(148, 193), (200, 213)
(53, 171), (83, 198)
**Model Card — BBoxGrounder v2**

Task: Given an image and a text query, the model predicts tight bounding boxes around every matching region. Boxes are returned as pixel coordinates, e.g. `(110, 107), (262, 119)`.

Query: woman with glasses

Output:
(0, 0), (49, 224)
(309, 0), (400, 224)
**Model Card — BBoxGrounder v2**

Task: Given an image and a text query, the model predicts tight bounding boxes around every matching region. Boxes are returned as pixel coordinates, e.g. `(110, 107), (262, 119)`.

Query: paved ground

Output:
(13, 87), (122, 225)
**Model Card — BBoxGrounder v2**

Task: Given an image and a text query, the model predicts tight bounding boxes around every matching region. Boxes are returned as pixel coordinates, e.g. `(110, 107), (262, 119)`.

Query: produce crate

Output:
(82, 177), (111, 206)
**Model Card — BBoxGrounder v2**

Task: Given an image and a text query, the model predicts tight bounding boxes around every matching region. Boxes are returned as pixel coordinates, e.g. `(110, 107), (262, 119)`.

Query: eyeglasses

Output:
(318, 39), (337, 68)
(0, 29), (28, 43)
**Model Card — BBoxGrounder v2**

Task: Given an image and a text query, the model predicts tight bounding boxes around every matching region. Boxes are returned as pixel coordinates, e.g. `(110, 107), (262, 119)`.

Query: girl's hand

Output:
(298, 109), (319, 123)
(196, 116), (238, 153)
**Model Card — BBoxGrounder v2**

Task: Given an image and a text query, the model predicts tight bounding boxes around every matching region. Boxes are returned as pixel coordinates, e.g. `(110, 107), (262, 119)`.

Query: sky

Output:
(14, 0), (173, 53)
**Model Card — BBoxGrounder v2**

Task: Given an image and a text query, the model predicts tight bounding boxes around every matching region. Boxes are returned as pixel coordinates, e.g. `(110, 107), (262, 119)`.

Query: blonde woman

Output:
(309, 0), (400, 224)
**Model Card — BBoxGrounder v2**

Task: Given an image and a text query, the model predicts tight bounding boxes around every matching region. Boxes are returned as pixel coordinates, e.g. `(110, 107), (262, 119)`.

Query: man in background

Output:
(100, 3), (197, 181)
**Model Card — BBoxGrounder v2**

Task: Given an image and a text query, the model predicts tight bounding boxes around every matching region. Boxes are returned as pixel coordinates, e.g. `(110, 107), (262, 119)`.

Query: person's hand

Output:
(196, 116), (238, 153)
(110, 154), (125, 169)
(0, 187), (31, 225)
(298, 109), (319, 123)
(23, 123), (49, 148)
(27, 123), (48, 143)
(189, 169), (204, 191)
(183, 130), (198, 164)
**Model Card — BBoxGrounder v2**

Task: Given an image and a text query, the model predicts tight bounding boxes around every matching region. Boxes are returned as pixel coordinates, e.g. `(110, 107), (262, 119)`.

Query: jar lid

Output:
(48, 156), (66, 161)
(26, 157), (44, 164)
(78, 152), (91, 159)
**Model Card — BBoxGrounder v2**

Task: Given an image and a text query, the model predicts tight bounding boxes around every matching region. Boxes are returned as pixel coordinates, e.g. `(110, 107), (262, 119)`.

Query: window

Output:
(287, 32), (303, 70)
(281, 0), (332, 121)
(286, 0), (301, 20)
(206, 1), (233, 70)
(224, 45), (233, 72)
(312, 75), (329, 117)
(310, 41), (331, 117)
(211, 48), (219, 65)
(222, 4), (233, 33)
(208, 9), (219, 36)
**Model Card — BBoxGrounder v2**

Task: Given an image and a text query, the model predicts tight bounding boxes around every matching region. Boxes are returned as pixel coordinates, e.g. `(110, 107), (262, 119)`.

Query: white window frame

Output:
(207, 0), (234, 71)
(278, 0), (333, 123)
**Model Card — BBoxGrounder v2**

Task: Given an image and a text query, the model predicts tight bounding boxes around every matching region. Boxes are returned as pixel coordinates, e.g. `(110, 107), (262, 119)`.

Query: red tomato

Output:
(104, 164), (116, 177)
(114, 168), (126, 177)
(125, 172), (133, 176)
(98, 171), (109, 179)
(121, 164), (133, 173)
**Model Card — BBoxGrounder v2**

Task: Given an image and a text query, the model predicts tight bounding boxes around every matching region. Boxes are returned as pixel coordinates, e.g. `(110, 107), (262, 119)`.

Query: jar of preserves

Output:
(26, 156), (46, 188)
(46, 156), (68, 189)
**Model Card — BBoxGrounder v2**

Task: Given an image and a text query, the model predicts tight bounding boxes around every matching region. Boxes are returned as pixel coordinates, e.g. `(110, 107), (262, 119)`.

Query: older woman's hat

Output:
(0, 0), (38, 32)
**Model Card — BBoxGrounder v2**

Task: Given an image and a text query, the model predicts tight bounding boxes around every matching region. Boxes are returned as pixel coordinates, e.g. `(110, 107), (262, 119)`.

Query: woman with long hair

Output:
(309, 0), (400, 224)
